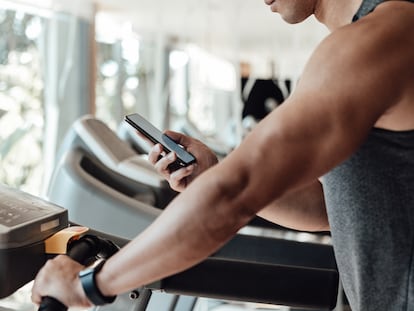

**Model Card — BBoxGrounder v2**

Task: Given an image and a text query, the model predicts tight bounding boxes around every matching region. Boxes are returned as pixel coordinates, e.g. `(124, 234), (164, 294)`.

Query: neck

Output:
(314, 0), (363, 30)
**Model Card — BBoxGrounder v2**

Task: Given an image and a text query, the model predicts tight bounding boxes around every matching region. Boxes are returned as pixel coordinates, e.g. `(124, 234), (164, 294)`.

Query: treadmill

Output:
(0, 183), (339, 311)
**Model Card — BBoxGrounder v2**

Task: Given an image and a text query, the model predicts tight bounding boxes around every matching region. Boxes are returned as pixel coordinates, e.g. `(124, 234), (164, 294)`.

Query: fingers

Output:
(148, 132), (217, 192)
(155, 152), (177, 177)
(31, 255), (88, 308)
(169, 165), (195, 191)
(170, 165), (194, 180)
(31, 286), (41, 305)
(32, 256), (65, 298)
(148, 144), (164, 164)
(149, 144), (178, 178)
(31, 255), (64, 305)
(164, 131), (217, 168)
(164, 130), (191, 147)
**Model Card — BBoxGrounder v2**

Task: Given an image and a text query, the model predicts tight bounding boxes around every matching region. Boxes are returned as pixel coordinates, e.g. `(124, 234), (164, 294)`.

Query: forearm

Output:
(257, 180), (329, 232)
(96, 166), (254, 296)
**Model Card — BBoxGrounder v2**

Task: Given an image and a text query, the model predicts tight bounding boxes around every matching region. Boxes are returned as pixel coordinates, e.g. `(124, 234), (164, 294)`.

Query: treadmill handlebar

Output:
(38, 234), (119, 311)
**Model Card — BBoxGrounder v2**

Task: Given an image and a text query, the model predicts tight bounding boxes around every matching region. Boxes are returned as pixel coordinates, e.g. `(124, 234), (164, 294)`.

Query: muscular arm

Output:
(151, 135), (329, 232)
(97, 17), (407, 296)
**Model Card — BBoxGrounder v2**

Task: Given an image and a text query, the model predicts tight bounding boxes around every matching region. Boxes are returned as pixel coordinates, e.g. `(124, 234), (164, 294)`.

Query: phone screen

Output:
(124, 113), (196, 169)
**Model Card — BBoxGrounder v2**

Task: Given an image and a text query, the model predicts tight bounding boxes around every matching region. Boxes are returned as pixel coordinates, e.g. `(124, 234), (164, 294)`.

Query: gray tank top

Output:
(323, 128), (414, 310)
(323, 2), (414, 310)
(353, 0), (387, 21)
(353, 0), (414, 21)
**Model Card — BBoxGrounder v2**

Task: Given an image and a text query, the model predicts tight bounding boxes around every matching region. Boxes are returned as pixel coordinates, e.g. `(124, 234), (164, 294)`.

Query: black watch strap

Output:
(79, 259), (116, 305)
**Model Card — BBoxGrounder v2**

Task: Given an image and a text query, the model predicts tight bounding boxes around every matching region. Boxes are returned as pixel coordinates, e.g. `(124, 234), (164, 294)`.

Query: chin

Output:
(281, 14), (309, 24)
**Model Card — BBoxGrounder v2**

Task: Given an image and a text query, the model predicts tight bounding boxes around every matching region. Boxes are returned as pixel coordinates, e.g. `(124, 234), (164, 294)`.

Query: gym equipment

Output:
(38, 233), (119, 311)
(0, 184), (339, 310)
(46, 115), (177, 239)
(0, 184), (67, 299)
(53, 114), (174, 192)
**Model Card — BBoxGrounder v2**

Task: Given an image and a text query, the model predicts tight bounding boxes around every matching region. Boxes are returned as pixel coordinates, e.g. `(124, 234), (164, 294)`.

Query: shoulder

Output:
(298, 6), (413, 104)
(289, 5), (414, 129)
(322, 2), (413, 65)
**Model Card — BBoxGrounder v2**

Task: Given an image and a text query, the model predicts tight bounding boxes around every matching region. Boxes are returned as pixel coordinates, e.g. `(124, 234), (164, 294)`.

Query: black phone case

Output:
(124, 113), (196, 171)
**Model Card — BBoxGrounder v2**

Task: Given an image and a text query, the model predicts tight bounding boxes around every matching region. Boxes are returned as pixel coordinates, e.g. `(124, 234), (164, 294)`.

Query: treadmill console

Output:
(0, 184), (68, 249)
(0, 183), (68, 298)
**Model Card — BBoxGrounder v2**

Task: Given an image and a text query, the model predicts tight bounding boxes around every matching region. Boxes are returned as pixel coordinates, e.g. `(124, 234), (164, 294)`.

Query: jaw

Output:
(269, 0), (317, 24)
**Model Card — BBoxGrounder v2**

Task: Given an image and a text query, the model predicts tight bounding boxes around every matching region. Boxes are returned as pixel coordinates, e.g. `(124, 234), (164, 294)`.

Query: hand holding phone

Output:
(124, 113), (196, 171)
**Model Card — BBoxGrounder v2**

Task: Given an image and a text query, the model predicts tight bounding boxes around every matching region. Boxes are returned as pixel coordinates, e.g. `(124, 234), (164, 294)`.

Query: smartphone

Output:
(124, 113), (196, 171)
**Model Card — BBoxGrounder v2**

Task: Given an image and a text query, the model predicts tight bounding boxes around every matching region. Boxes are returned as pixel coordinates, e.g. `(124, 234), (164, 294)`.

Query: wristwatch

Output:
(79, 259), (116, 305)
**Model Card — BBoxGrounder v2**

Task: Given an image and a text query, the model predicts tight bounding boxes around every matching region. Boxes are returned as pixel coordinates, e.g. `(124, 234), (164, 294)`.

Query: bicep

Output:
(220, 27), (397, 214)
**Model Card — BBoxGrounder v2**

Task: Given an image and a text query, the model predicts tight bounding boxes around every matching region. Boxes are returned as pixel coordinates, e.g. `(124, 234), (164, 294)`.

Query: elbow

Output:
(199, 166), (259, 241)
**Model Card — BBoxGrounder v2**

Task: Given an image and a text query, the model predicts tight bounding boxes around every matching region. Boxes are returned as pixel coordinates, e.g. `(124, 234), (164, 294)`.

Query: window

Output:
(0, 8), (45, 195)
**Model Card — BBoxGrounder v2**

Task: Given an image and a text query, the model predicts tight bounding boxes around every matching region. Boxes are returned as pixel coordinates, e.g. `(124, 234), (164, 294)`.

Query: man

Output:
(32, 0), (414, 310)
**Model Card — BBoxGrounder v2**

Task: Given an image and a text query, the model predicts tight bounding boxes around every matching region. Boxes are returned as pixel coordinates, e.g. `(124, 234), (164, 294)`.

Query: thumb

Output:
(164, 130), (191, 146)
